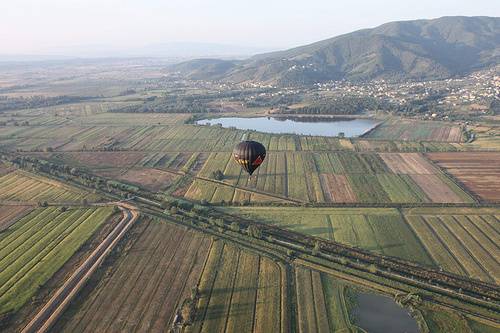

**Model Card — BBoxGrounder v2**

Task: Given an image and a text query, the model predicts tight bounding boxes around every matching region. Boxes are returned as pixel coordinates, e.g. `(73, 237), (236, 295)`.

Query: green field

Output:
(0, 206), (113, 314)
(404, 207), (500, 283)
(227, 206), (500, 282)
(0, 170), (99, 202)
(365, 118), (463, 142)
(186, 240), (283, 333)
(225, 207), (434, 265)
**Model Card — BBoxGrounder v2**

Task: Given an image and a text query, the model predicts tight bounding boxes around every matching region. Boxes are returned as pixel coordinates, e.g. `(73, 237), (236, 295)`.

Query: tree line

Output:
(280, 96), (395, 115)
(0, 95), (91, 112)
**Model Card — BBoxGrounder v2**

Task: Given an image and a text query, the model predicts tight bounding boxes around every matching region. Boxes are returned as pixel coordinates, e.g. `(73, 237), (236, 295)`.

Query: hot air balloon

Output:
(233, 140), (266, 175)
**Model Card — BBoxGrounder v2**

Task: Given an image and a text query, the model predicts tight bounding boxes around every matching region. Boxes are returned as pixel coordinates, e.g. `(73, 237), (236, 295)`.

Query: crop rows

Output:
(226, 207), (434, 266)
(187, 241), (282, 333)
(0, 170), (98, 202)
(77, 112), (190, 126)
(405, 208), (500, 283)
(57, 219), (211, 333)
(0, 206), (112, 314)
(428, 152), (500, 202)
(295, 267), (330, 332)
(366, 119), (463, 142)
(0, 205), (32, 232)
(0, 121), (470, 153)
(186, 152), (472, 204)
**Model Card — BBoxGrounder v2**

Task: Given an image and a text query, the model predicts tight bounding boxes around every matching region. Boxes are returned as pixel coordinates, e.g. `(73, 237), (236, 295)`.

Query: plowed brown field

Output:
(380, 153), (437, 174)
(59, 152), (145, 168)
(118, 168), (180, 192)
(410, 174), (466, 203)
(56, 219), (211, 333)
(427, 152), (500, 202)
(319, 174), (357, 203)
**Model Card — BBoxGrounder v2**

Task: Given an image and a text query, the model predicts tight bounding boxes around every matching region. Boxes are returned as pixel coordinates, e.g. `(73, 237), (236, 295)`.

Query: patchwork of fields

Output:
(56, 219), (211, 333)
(225, 207), (434, 265)
(2, 62), (499, 333)
(428, 152), (500, 202)
(185, 152), (473, 204)
(0, 170), (98, 202)
(226, 206), (500, 282)
(0, 123), (471, 153)
(365, 119), (463, 142)
(0, 206), (113, 314)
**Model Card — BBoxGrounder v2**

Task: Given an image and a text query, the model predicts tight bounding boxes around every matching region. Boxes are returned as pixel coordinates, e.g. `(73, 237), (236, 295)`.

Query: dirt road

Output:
(21, 204), (139, 333)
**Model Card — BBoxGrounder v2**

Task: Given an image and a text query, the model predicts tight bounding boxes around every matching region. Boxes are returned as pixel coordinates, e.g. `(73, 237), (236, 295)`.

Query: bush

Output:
(211, 170), (224, 181)
(230, 222), (240, 232)
(246, 225), (263, 239)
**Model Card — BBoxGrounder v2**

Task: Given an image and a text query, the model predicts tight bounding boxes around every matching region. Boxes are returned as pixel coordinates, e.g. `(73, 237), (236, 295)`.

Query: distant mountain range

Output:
(169, 16), (500, 85)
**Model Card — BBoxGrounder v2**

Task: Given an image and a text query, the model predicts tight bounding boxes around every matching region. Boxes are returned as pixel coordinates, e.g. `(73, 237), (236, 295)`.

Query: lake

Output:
(352, 292), (419, 333)
(196, 116), (379, 137)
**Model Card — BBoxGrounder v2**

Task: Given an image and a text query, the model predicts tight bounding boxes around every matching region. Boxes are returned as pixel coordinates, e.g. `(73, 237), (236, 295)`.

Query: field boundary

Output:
(21, 204), (139, 333)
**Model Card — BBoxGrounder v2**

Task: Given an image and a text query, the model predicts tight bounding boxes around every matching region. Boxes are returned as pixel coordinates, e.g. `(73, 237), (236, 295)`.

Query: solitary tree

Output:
(212, 169), (224, 181)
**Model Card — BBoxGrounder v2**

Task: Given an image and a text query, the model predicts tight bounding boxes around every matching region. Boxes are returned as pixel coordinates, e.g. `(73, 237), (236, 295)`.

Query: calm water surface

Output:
(196, 116), (379, 137)
(353, 292), (419, 333)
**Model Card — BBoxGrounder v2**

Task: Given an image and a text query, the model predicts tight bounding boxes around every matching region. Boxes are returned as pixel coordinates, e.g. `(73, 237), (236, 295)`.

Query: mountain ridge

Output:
(169, 16), (500, 85)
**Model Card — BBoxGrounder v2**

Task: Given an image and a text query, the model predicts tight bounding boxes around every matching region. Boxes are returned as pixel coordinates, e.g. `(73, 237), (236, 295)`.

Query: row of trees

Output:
(281, 96), (395, 115)
(111, 88), (271, 114)
(0, 95), (90, 112)
(5, 152), (491, 306)
(3, 154), (146, 201)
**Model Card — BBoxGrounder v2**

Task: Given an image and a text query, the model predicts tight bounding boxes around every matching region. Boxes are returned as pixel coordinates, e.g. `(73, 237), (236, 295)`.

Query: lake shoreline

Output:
(196, 116), (380, 138)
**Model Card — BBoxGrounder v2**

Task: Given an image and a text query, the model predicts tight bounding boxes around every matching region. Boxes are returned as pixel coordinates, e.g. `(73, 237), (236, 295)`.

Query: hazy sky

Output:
(1, 0), (499, 54)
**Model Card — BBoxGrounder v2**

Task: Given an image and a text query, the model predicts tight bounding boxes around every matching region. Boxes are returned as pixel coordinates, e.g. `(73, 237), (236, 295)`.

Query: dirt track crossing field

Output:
(54, 218), (210, 333)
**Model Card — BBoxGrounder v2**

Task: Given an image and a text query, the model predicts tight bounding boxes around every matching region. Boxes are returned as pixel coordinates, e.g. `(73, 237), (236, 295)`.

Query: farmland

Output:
(225, 207), (434, 265)
(404, 207), (500, 283)
(0, 170), (98, 202)
(55, 218), (211, 333)
(56, 225), (295, 333)
(294, 267), (356, 333)
(186, 240), (284, 333)
(0, 58), (499, 333)
(0, 121), (477, 154)
(0, 205), (33, 232)
(427, 152), (500, 202)
(0, 206), (113, 315)
(226, 206), (500, 282)
(117, 168), (180, 192)
(185, 151), (473, 204)
(365, 118), (463, 142)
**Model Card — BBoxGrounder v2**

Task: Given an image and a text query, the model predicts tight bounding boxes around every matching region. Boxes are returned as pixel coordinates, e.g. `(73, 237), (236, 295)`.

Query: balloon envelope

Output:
(233, 140), (266, 175)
